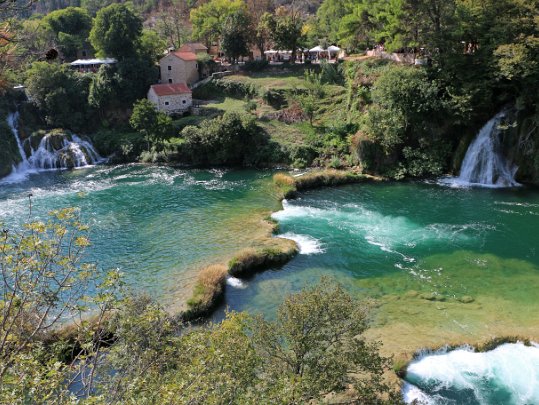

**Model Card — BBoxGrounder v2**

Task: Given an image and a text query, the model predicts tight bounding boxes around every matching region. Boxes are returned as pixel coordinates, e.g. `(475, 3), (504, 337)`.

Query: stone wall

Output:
(159, 54), (199, 85)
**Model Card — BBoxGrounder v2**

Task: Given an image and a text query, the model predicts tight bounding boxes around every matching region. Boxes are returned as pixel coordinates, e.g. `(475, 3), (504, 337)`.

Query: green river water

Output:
(1, 165), (539, 404)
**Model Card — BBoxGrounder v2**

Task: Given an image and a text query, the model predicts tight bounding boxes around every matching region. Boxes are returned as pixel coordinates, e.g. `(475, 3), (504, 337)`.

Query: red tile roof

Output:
(172, 51), (198, 61)
(179, 43), (208, 52)
(150, 83), (191, 96)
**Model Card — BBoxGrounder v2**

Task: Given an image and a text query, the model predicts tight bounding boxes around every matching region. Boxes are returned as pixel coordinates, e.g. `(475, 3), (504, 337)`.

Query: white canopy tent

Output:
(308, 45), (341, 60)
(328, 45), (341, 54)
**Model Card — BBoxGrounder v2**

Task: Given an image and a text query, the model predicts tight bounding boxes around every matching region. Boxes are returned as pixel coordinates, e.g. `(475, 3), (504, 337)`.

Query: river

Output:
(1, 165), (539, 403)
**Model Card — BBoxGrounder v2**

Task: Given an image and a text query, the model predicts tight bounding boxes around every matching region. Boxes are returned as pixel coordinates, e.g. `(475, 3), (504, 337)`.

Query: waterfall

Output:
(3, 112), (104, 183)
(440, 112), (519, 188)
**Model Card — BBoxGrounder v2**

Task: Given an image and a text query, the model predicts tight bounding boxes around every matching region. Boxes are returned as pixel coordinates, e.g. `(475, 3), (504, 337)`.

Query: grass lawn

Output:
(200, 97), (247, 114)
(258, 119), (312, 150)
(221, 71), (308, 90)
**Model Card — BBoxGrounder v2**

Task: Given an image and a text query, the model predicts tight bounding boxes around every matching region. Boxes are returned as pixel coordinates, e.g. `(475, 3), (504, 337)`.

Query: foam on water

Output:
(277, 232), (324, 254)
(404, 342), (539, 405)
(272, 200), (477, 258)
(439, 111), (520, 189)
(227, 276), (247, 289)
(2, 112), (104, 184)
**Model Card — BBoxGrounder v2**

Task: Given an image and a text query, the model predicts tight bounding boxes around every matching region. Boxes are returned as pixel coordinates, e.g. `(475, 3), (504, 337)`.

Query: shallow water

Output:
(0, 165), (279, 306)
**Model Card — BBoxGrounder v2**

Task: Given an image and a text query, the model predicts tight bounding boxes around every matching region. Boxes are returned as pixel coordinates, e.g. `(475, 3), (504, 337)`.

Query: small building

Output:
(159, 51), (199, 85)
(178, 42), (208, 55)
(70, 58), (116, 73)
(147, 83), (192, 115)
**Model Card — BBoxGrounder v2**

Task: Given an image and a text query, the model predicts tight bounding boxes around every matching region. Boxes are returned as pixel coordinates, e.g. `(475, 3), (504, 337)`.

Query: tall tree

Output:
(89, 3), (143, 60)
(190, 0), (245, 46)
(268, 6), (304, 62)
(221, 10), (252, 63)
(155, 0), (190, 49)
(43, 7), (92, 59)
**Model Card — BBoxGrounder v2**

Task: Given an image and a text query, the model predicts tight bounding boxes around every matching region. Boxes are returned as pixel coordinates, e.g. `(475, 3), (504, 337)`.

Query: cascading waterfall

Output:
(4, 111), (104, 182)
(442, 112), (519, 187)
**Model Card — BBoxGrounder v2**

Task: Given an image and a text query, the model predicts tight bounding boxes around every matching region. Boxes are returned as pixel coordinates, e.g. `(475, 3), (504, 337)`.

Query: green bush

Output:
(243, 60), (269, 72)
(180, 112), (267, 166)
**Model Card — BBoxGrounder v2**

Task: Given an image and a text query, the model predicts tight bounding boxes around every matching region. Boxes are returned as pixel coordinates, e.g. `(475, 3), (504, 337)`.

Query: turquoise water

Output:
(2, 167), (539, 403)
(0, 165), (279, 305)
(219, 182), (539, 316)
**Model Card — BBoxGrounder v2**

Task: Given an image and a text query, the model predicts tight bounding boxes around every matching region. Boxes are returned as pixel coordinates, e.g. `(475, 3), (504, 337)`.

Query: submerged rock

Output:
(458, 295), (475, 304)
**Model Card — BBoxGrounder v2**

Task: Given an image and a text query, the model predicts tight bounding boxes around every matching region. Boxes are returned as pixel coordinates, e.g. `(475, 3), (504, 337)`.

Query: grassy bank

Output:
(229, 241), (298, 278)
(182, 217), (299, 321)
(274, 169), (385, 199)
(182, 264), (228, 321)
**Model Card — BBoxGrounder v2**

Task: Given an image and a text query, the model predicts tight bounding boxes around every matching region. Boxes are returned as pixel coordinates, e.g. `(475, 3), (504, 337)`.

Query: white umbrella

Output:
(264, 50), (277, 54)
(309, 45), (325, 52)
(328, 45), (341, 53)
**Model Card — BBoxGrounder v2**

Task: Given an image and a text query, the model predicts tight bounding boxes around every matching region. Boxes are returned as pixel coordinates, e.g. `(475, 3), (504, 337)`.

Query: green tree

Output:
(0, 208), (121, 402)
(221, 10), (252, 63)
(96, 279), (399, 404)
(89, 3), (143, 60)
(25, 61), (92, 129)
(129, 99), (173, 150)
(181, 112), (260, 165)
(250, 280), (399, 403)
(140, 29), (167, 62)
(43, 7), (92, 59)
(268, 6), (304, 62)
(255, 12), (273, 60)
(190, 0), (245, 46)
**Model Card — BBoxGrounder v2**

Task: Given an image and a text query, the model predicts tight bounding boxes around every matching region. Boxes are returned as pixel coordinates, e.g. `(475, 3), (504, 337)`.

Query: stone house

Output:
(147, 83), (192, 115)
(159, 51), (199, 85)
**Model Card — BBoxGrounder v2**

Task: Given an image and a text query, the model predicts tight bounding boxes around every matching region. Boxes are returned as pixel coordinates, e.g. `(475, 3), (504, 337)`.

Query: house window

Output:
(167, 65), (171, 70)
(164, 101), (170, 106)
(182, 100), (186, 104)
(168, 79), (172, 83)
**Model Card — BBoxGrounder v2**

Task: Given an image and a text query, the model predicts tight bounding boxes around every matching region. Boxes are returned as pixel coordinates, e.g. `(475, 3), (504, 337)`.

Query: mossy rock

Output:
(458, 295), (475, 304)
(420, 292), (446, 302)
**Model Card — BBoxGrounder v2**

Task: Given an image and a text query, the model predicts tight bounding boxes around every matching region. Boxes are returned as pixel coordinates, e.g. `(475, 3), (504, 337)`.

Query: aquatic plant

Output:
(273, 172), (297, 198)
(184, 264), (228, 319)
(229, 242), (298, 278)
(273, 169), (382, 200)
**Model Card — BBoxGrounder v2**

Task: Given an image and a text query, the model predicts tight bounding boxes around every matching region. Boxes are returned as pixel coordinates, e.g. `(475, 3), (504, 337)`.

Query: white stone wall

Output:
(159, 54), (199, 85)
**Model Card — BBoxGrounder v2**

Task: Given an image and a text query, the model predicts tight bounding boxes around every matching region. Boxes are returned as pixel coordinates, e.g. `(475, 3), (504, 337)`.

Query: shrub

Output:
(228, 242), (298, 278)
(185, 264), (228, 319)
(273, 172), (297, 198)
(180, 112), (265, 166)
(244, 60), (269, 71)
(294, 169), (365, 190)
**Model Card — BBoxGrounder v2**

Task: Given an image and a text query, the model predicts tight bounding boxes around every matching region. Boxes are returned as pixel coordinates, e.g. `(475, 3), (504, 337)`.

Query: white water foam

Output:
(272, 200), (474, 259)
(277, 232), (324, 255)
(440, 111), (520, 188)
(2, 112), (104, 184)
(404, 342), (539, 405)
(226, 276), (247, 289)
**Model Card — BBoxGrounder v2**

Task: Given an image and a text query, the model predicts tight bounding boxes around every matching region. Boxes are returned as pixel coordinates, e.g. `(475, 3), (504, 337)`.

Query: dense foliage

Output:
(180, 112), (275, 166)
